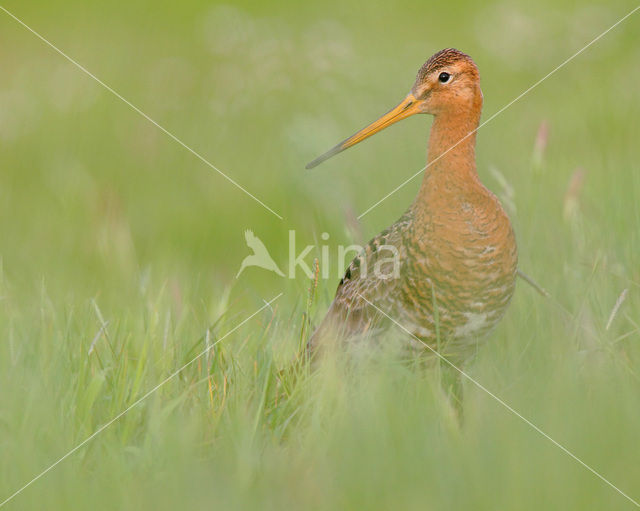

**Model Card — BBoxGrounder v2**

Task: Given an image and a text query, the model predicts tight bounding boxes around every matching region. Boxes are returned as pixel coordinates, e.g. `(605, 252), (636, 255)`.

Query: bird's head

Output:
(306, 48), (482, 169)
(411, 48), (482, 115)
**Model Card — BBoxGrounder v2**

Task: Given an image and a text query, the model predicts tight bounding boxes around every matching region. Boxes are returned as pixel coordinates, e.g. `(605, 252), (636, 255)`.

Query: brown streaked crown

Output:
(416, 48), (477, 82)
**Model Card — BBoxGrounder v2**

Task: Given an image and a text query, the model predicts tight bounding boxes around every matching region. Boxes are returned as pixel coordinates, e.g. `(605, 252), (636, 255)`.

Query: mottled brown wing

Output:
(309, 213), (412, 348)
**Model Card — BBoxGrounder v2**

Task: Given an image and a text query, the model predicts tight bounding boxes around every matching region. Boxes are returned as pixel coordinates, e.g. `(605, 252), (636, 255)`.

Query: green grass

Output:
(1, 0), (640, 509)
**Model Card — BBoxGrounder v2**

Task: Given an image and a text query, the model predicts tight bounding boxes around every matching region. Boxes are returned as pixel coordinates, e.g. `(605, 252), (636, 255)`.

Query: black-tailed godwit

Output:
(308, 48), (518, 360)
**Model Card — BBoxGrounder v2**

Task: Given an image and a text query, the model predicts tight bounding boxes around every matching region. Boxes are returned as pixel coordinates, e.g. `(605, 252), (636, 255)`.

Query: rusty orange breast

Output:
(394, 179), (517, 351)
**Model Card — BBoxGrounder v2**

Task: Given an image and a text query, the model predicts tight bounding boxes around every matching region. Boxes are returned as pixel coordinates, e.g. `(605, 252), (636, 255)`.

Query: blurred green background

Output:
(1, 0), (639, 509)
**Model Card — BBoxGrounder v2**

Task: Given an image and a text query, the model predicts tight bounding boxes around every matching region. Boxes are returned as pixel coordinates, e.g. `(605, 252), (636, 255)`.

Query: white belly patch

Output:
(453, 312), (489, 338)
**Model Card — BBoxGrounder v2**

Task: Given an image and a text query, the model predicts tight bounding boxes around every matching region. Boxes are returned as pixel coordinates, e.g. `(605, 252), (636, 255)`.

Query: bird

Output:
(236, 230), (285, 278)
(307, 48), (518, 363)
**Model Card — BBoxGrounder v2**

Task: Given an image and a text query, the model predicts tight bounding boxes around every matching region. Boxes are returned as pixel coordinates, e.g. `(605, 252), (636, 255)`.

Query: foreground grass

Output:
(1, 273), (639, 510)
(1, 0), (640, 508)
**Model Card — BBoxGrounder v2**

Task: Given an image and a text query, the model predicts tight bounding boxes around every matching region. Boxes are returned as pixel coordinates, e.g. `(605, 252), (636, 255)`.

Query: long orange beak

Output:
(305, 93), (422, 169)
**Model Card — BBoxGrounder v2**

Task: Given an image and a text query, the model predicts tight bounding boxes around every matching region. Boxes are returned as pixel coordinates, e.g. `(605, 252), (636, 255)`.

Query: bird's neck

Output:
(414, 106), (482, 206)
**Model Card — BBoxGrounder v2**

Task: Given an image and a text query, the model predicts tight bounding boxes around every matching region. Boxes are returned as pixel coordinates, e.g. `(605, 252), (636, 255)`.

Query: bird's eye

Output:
(438, 72), (451, 83)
